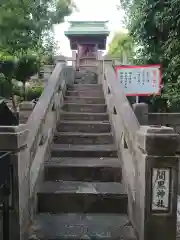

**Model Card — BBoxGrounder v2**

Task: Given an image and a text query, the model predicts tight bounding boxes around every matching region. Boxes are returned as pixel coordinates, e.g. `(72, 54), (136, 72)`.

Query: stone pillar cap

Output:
(136, 125), (179, 155)
(137, 125), (178, 134)
(19, 101), (35, 110)
(0, 124), (29, 151)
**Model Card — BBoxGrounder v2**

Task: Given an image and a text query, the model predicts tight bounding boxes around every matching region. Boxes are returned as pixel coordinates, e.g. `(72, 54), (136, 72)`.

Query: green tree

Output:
(0, 0), (75, 114)
(0, 0), (75, 55)
(119, 0), (180, 111)
(15, 56), (39, 100)
(108, 31), (135, 62)
(0, 73), (11, 98)
(0, 59), (17, 112)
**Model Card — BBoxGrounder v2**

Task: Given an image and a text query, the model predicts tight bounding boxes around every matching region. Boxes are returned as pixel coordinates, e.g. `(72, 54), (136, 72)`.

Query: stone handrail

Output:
(0, 61), (75, 240)
(104, 64), (140, 142)
(27, 62), (66, 163)
(25, 63), (75, 237)
(103, 62), (179, 240)
(103, 63), (140, 200)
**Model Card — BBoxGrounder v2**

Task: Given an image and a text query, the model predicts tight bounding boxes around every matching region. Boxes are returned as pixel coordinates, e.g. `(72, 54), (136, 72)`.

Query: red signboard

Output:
(115, 64), (162, 96)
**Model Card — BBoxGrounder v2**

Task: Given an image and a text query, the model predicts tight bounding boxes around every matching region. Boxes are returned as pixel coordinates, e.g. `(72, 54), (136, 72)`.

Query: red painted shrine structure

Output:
(65, 21), (109, 69)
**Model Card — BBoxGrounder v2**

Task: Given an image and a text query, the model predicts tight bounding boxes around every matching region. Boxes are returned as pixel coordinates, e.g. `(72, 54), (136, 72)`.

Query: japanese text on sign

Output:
(152, 168), (170, 212)
(115, 65), (162, 96)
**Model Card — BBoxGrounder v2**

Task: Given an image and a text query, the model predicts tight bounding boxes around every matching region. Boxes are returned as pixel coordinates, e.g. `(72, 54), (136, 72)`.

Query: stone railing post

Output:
(0, 125), (29, 240)
(43, 64), (54, 82)
(19, 101), (35, 124)
(72, 50), (77, 69)
(136, 125), (179, 240)
(133, 103), (148, 125)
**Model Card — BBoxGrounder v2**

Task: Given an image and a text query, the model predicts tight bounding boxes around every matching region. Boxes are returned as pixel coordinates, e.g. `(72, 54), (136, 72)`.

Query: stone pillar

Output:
(63, 66), (75, 86)
(103, 58), (113, 70)
(43, 64), (54, 83)
(72, 50), (77, 69)
(19, 101), (35, 124)
(136, 125), (179, 240)
(133, 103), (148, 125)
(0, 125), (29, 240)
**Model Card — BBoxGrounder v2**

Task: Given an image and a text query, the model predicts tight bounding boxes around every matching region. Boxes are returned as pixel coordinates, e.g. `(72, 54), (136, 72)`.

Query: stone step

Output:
(76, 70), (97, 77)
(66, 90), (104, 97)
(62, 103), (107, 113)
(60, 112), (109, 121)
(29, 213), (136, 240)
(57, 121), (111, 133)
(51, 144), (117, 158)
(64, 96), (106, 104)
(75, 78), (98, 84)
(68, 84), (102, 91)
(37, 181), (127, 213)
(53, 132), (114, 145)
(75, 71), (85, 78)
(74, 74), (98, 84)
(44, 157), (122, 182)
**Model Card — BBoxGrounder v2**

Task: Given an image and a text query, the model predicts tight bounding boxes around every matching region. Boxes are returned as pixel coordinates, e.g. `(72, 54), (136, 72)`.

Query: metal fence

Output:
(0, 151), (12, 240)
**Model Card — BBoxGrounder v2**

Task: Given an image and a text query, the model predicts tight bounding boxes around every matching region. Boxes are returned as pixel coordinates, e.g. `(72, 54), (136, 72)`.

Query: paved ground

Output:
(0, 198), (179, 238)
(30, 213), (135, 239)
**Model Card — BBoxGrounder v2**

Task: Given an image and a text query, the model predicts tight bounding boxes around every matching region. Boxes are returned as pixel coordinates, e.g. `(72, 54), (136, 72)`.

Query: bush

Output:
(41, 55), (54, 65)
(15, 55), (40, 100)
(26, 85), (43, 101)
(0, 60), (16, 79)
(0, 73), (11, 98)
(13, 83), (44, 101)
(0, 60), (16, 99)
(15, 56), (39, 82)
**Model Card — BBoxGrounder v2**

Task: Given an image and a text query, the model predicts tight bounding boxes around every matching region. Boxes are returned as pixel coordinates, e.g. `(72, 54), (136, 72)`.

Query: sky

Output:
(54, 0), (125, 56)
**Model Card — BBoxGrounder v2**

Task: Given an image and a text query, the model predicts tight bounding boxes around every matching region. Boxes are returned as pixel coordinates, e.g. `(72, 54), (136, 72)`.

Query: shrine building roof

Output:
(65, 21), (110, 36)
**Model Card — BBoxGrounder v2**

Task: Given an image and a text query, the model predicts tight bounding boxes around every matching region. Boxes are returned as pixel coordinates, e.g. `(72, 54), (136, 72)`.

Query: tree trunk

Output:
(23, 82), (26, 101)
(11, 94), (18, 117)
(8, 78), (18, 117)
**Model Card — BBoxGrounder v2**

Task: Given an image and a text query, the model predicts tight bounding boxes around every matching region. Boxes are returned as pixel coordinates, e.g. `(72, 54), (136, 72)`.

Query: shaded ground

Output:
(0, 198), (179, 238)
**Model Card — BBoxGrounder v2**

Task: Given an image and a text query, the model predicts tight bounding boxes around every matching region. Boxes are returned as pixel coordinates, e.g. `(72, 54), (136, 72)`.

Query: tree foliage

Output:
(119, 0), (180, 111)
(15, 56), (39, 83)
(0, 59), (17, 112)
(0, 73), (11, 98)
(108, 31), (135, 62)
(0, 0), (75, 113)
(15, 56), (39, 100)
(0, 60), (16, 80)
(0, 0), (75, 55)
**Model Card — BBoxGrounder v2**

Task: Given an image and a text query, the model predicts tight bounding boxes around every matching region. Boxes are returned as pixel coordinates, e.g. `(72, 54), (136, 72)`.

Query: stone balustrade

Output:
(0, 60), (75, 240)
(148, 112), (180, 150)
(18, 101), (35, 124)
(133, 107), (180, 193)
(102, 62), (179, 240)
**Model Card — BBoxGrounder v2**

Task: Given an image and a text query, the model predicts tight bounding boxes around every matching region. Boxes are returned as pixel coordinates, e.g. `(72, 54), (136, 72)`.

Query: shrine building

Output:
(65, 21), (110, 69)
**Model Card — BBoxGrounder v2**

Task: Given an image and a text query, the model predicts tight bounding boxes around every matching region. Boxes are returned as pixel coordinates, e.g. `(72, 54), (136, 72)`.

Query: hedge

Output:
(13, 83), (44, 101)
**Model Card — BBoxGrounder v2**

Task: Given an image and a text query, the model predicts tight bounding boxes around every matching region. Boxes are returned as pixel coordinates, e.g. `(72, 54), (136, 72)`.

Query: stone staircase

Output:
(29, 72), (136, 239)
